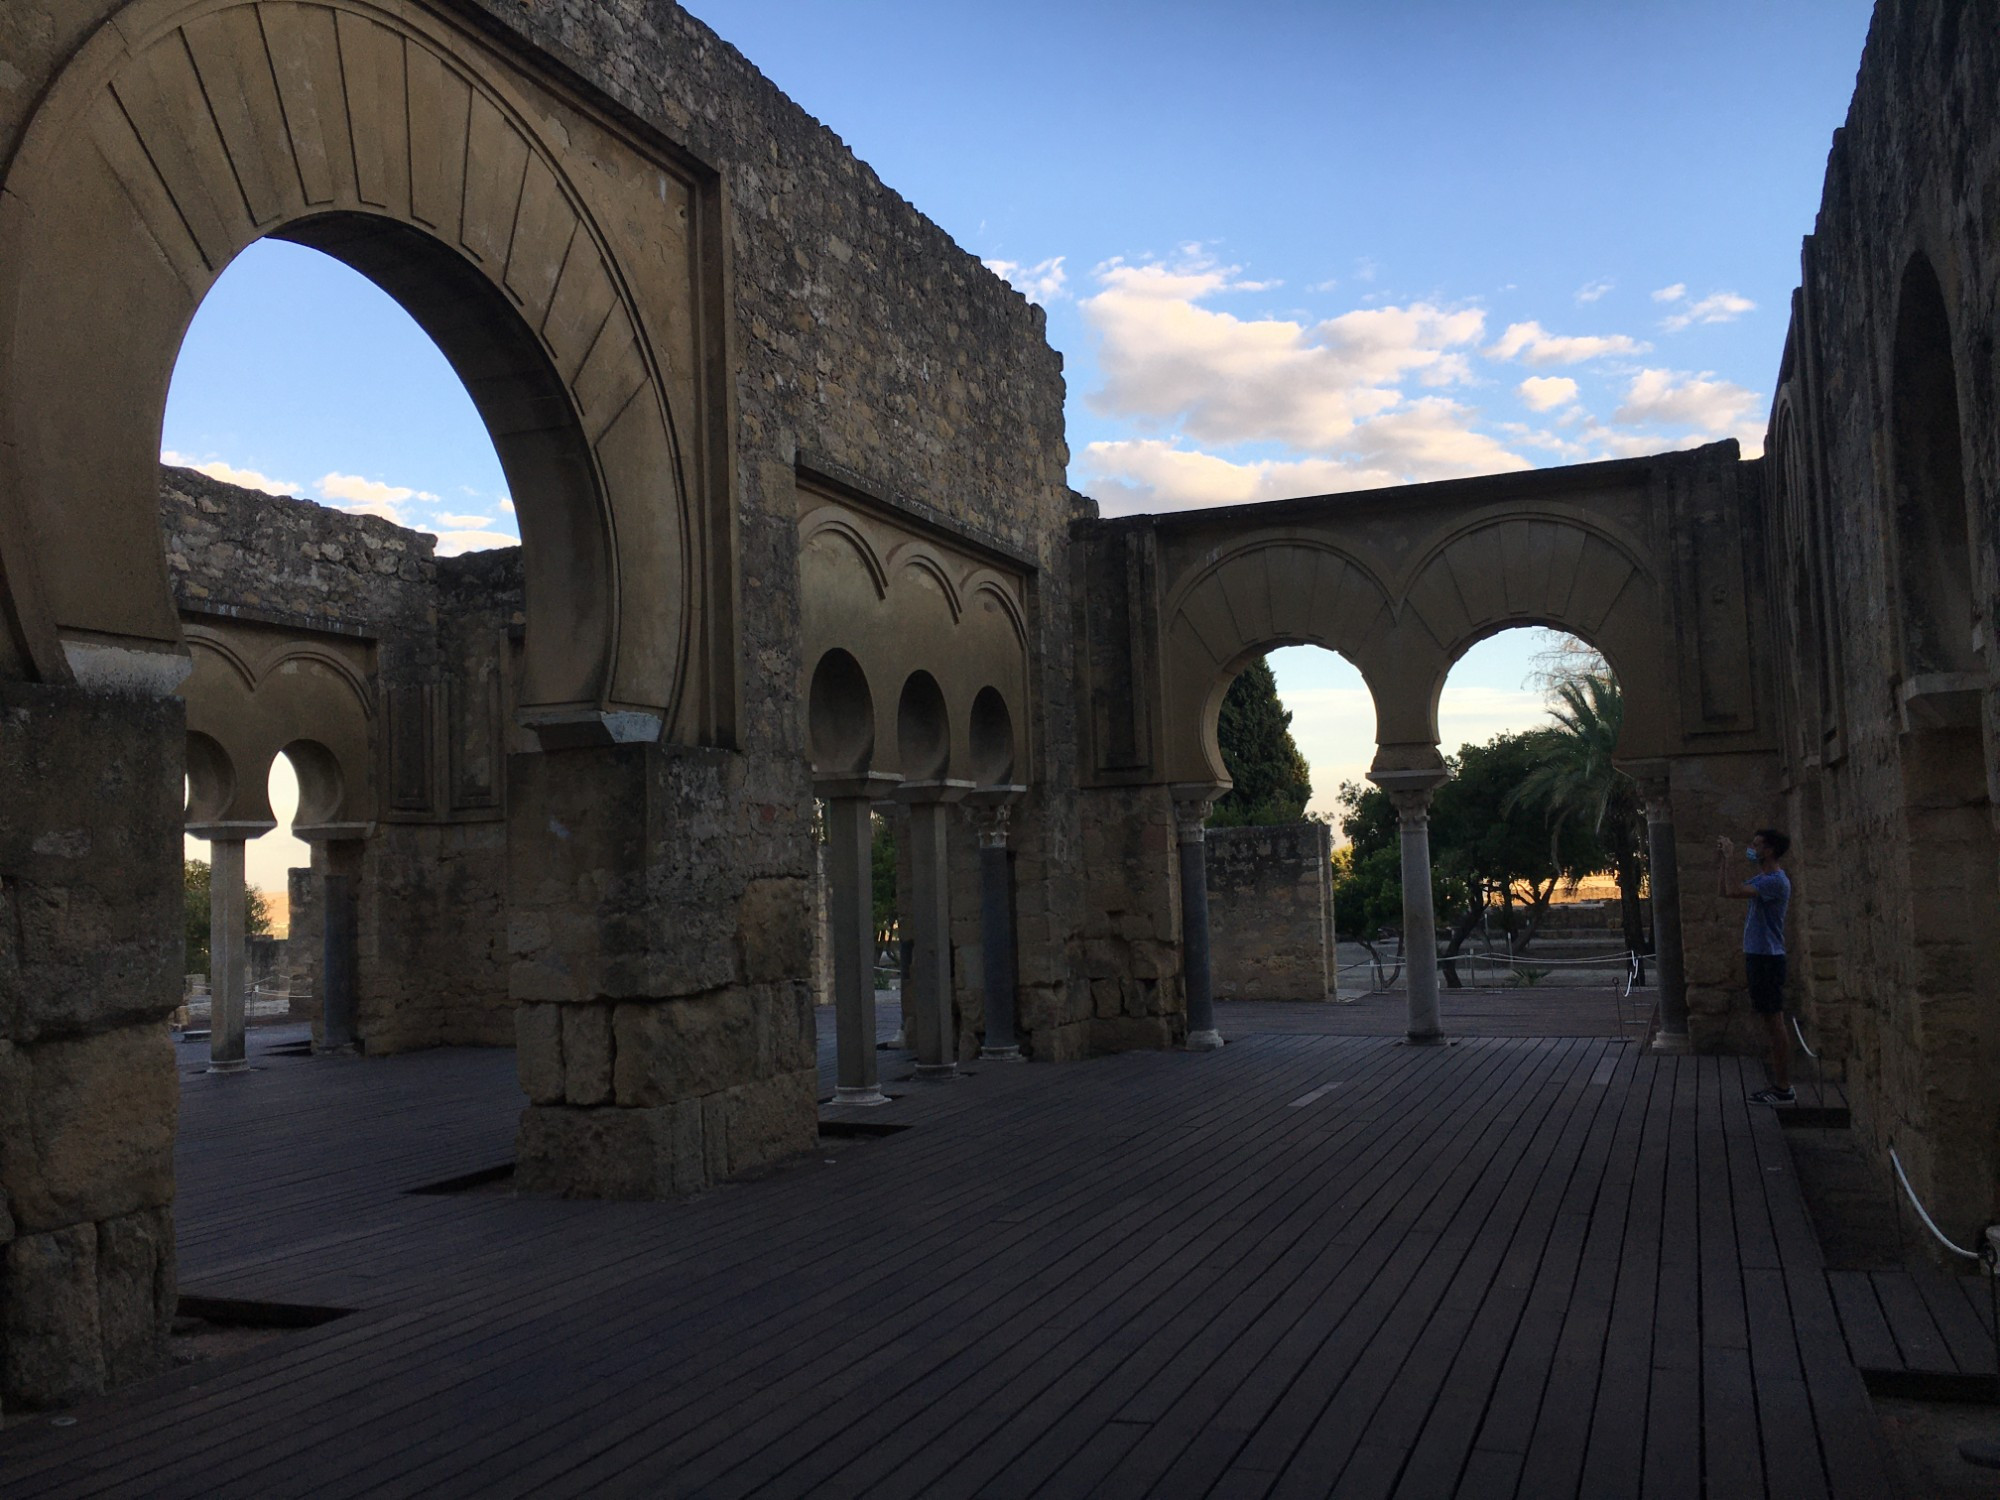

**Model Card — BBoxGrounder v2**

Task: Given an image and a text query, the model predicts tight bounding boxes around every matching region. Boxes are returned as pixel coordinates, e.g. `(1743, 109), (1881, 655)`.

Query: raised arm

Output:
(1716, 836), (1760, 899)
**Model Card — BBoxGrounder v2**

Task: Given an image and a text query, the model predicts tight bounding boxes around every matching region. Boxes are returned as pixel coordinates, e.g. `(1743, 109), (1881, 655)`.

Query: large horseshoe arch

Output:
(0, 0), (733, 743)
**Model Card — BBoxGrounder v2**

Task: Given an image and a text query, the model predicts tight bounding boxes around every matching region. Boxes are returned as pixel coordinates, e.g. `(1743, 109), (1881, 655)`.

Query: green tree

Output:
(1504, 671), (1651, 963)
(1210, 656), (1313, 827)
(1429, 733), (1594, 984)
(183, 858), (273, 977)
(869, 815), (898, 935)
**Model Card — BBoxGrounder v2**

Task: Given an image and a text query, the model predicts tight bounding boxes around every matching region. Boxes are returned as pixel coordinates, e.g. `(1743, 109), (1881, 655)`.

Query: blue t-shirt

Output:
(1743, 869), (1790, 956)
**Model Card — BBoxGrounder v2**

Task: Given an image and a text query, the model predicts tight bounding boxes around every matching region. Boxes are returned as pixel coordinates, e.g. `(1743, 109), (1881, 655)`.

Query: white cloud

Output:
(1517, 376), (1580, 412)
(1078, 440), (1393, 512)
(1652, 283), (1687, 303)
(1484, 320), (1650, 366)
(438, 512), (492, 530)
(315, 472), (439, 525)
(982, 255), (1067, 305)
(1661, 291), (1754, 332)
(1612, 368), (1759, 431)
(162, 451), (298, 496)
(429, 528), (519, 556)
(1575, 278), (1614, 304)
(497, 496), (515, 514)
(1081, 254), (1487, 449)
(1079, 400), (1528, 515)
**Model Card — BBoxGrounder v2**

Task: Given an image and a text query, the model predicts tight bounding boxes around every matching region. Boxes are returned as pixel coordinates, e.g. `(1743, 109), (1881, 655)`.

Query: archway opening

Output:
(968, 686), (1017, 787)
(896, 671), (951, 781)
(808, 648), (875, 774)
(1890, 253), (1975, 681)
(163, 230), (530, 1293)
(1883, 252), (2000, 1227)
(1197, 645), (1372, 1005)
(1391, 626), (1648, 1003)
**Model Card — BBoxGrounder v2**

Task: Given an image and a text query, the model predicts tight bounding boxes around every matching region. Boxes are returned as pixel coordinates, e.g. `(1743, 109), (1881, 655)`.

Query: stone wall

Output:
(1757, 0), (2000, 1240)
(0, 684), (182, 1409)
(1206, 823), (1335, 1003)
(161, 467), (520, 1053)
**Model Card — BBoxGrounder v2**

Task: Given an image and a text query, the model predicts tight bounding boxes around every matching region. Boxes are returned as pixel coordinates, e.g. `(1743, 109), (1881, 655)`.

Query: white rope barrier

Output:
(1889, 1145), (1990, 1264)
(1790, 1014), (1819, 1061)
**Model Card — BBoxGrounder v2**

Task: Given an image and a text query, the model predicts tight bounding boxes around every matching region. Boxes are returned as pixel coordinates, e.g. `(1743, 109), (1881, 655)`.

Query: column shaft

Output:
(977, 827), (1020, 1059)
(827, 797), (889, 1103)
(1175, 797), (1222, 1051)
(207, 838), (249, 1071)
(1396, 803), (1443, 1042)
(320, 870), (358, 1052)
(906, 799), (957, 1078)
(1647, 804), (1690, 1044)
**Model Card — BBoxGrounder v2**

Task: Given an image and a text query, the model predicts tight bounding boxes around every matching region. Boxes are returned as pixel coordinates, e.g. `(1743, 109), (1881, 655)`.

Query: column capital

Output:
(967, 800), (1013, 848)
(1170, 781), (1226, 842)
(1368, 767), (1446, 827)
(1618, 757), (1673, 819)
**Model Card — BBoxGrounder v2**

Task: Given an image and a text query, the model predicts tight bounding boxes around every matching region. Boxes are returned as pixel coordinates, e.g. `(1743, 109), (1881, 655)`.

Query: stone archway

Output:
(0, 0), (729, 742)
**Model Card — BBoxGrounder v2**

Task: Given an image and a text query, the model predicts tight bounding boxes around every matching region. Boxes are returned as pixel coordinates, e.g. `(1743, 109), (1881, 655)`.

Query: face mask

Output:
(1746, 847), (1761, 862)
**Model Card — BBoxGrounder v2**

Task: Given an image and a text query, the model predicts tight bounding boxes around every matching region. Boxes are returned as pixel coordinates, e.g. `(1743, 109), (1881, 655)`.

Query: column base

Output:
(312, 1041), (361, 1058)
(833, 1085), (893, 1107)
(978, 1045), (1023, 1062)
(912, 1061), (959, 1081)
(205, 1057), (250, 1074)
(1185, 1029), (1225, 1051)
(1649, 1030), (1692, 1055)
(1403, 1031), (1448, 1047)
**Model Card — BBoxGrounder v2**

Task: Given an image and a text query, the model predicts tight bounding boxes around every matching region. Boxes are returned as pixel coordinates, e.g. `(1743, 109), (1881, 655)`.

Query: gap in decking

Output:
(406, 1163), (516, 1196)
(171, 1296), (356, 1374)
(817, 1120), (912, 1140)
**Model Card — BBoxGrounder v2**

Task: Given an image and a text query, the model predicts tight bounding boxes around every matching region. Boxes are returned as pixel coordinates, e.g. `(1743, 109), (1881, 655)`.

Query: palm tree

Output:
(1504, 673), (1651, 968)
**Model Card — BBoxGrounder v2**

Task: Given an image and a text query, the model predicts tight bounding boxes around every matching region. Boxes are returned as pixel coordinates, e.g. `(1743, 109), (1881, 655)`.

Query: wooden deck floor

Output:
(0, 1010), (1892, 1498)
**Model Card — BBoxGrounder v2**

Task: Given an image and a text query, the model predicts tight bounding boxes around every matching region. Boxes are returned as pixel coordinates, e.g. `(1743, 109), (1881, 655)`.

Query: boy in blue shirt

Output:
(1717, 828), (1794, 1103)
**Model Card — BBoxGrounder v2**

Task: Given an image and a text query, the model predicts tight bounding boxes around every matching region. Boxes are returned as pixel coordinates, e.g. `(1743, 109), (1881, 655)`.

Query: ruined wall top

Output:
(161, 465), (437, 635)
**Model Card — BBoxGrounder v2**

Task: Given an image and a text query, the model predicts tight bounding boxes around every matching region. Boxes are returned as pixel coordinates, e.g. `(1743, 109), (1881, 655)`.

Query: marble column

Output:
(818, 775), (899, 1103)
(206, 836), (250, 1072)
(1371, 770), (1448, 1044)
(1638, 770), (1691, 1052)
(969, 789), (1026, 1060)
(1172, 786), (1224, 1051)
(898, 779), (971, 1078)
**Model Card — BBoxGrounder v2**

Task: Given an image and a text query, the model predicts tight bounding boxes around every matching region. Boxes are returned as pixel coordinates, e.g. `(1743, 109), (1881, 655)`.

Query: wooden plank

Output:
(1871, 1270), (1955, 1372)
(1911, 1269), (1997, 1375)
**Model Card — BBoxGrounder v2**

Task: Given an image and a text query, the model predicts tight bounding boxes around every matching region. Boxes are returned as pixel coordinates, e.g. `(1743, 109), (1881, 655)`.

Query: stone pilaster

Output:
(0, 682), (183, 1409)
(507, 743), (818, 1198)
(1631, 764), (1691, 1053)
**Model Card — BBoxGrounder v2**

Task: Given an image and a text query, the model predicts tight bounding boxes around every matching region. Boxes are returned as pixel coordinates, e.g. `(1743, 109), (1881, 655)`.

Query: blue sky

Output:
(166, 0), (1876, 886)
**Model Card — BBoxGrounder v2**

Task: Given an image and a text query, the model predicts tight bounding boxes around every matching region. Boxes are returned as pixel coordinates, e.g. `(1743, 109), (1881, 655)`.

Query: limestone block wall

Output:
(1757, 0), (2000, 1237)
(1206, 823), (1334, 1003)
(1664, 752), (1789, 1054)
(0, 685), (182, 1409)
(467, 0), (1088, 1078)
(161, 470), (523, 1053)
(1062, 785), (1185, 1060)
(508, 745), (818, 1198)
(161, 467), (438, 637)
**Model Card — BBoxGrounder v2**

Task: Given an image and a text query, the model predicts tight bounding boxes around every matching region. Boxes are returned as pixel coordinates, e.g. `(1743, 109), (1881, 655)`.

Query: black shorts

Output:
(1746, 953), (1787, 1015)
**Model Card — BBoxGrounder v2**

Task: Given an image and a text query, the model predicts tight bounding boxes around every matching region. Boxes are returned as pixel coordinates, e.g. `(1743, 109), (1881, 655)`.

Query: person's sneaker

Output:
(1750, 1087), (1796, 1106)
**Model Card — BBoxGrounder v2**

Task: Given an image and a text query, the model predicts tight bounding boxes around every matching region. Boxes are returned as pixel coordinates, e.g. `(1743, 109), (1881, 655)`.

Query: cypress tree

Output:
(1210, 656), (1313, 826)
